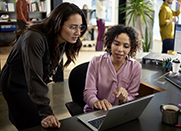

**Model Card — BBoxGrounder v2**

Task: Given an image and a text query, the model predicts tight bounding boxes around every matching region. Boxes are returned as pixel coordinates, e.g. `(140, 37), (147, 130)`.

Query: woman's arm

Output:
(83, 56), (112, 111)
(83, 58), (99, 110)
(114, 60), (142, 104)
(126, 62), (142, 101)
(22, 31), (53, 118)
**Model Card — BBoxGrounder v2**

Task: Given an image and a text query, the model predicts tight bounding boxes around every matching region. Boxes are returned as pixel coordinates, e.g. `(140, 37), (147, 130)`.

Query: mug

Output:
(160, 104), (179, 125)
(172, 59), (180, 73)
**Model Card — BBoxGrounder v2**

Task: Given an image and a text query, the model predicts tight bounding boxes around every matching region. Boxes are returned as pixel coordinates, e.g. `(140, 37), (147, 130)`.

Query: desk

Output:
(23, 62), (181, 131)
(142, 52), (180, 64)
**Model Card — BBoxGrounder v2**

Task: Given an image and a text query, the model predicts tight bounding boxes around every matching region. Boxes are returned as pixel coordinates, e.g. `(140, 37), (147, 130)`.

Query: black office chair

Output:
(65, 62), (89, 116)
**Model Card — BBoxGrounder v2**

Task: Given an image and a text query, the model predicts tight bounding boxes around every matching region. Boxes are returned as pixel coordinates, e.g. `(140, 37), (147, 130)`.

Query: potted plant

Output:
(119, 0), (154, 52)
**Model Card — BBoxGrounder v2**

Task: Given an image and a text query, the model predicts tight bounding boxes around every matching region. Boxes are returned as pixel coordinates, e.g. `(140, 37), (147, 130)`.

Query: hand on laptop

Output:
(94, 99), (112, 111)
(114, 87), (128, 103)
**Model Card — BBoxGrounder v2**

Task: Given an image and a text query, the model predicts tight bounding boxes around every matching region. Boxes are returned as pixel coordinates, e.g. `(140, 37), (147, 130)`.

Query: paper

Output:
(7, 3), (15, 12)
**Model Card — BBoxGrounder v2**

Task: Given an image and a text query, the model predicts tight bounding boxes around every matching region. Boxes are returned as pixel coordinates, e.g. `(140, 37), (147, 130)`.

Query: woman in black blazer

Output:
(0, 2), (87, 130)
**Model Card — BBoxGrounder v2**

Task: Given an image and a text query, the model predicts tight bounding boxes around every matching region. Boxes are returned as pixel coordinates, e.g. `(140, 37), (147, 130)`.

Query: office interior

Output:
(0, 0), (181, 131)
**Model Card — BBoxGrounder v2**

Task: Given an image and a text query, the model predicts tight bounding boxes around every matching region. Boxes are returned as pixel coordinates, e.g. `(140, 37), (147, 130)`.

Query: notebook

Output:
(165, 72), (181, 89)
(77, 94), (154, 131)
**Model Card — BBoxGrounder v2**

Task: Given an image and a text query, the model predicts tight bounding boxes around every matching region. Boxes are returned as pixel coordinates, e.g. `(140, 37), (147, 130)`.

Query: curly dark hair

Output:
(104, 24), (142, 58)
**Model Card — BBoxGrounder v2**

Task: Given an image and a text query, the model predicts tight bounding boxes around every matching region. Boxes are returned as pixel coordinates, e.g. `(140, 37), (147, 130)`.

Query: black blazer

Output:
(0, 30), (63, 118)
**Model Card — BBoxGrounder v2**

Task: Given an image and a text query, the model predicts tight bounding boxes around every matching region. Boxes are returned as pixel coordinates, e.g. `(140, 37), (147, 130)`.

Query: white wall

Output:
(153, 0), (163, 41)
(46, 0), (51, 16)
(112, 0), (118, 25)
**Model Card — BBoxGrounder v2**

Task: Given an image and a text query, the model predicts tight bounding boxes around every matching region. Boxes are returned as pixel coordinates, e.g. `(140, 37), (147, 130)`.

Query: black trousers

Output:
(17, 20), (26, 31)
(0, 65), (41, 130)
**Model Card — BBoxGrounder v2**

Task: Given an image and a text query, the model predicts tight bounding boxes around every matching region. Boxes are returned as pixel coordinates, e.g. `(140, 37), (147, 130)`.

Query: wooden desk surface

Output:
(23, 61), (181, 131)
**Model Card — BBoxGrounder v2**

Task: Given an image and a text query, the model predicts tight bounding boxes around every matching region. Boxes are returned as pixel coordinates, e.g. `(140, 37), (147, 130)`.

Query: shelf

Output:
(0, 0), (47, 46)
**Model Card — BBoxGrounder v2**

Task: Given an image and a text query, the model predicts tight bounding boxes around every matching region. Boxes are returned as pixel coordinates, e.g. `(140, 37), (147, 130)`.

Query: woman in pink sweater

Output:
(84, 24), (142, 112)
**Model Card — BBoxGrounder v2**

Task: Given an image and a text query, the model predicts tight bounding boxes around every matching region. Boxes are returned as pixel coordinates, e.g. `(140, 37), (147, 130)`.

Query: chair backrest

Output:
(68, 62), (89, 110)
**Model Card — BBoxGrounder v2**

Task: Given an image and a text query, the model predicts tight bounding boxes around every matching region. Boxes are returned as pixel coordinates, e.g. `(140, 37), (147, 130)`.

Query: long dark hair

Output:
(104, 24), (142, 58)
(16, 2), (87, 68)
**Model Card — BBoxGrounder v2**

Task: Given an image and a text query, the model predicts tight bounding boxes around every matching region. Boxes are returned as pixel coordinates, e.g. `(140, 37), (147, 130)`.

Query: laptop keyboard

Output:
(88, 116), (106, 129)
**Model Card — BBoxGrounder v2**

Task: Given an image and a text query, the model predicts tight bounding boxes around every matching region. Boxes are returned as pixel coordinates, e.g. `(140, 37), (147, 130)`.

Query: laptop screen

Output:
(174, 24), (181, 53)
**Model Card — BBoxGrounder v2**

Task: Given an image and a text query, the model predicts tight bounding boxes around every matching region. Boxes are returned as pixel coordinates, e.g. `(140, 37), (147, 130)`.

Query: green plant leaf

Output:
(142, 26), (152, 52)
(119, 0), (154, 51)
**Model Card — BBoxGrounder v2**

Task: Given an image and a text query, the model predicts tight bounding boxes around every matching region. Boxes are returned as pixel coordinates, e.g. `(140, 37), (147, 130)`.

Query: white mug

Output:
(172, 59), (180, 73)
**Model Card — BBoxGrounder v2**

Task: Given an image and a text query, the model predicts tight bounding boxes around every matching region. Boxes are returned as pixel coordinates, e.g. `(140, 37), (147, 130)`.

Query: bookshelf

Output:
(0, 0), (47, 46)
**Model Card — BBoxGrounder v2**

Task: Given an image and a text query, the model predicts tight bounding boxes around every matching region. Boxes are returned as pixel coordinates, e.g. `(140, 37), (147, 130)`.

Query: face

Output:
(166, 0), (173, 4)
(60, 14), (84, 44)
(83, 5), (88, 9)
(110, 33), (131, 64)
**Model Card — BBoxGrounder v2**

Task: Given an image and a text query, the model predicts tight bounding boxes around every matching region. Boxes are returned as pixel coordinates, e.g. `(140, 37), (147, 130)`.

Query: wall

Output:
(46, 0), (51, 16)
(153, 0), (162, 41)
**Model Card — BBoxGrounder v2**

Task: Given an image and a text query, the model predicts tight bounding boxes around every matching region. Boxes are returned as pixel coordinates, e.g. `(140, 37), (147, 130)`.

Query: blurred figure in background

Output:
(16, 0), (33, 30)
(96, 0), (106, 51)
(82, 4), (91, 41)
(159, 0), (181, 53)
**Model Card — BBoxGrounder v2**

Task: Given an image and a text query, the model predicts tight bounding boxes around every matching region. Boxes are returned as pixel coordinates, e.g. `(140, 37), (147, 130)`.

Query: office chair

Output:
(65, 62), (89, 116)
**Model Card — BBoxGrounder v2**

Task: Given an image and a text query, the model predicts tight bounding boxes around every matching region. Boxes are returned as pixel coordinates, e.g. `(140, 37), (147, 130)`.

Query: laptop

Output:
(77, 94), (154, 131)
(165, 72), (181, 89)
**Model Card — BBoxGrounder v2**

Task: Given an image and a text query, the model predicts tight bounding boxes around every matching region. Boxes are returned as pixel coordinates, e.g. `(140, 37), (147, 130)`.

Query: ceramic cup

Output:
(160, 104), (179, 125)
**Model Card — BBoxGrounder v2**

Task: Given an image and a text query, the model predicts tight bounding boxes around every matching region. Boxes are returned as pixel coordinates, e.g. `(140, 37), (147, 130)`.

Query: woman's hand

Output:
(177, 0), (181, 5)
(94, 99), (112, 111)
(26, 21), (33, 25)
(41, 115), (61, 129)
(114, 87), (128, 103)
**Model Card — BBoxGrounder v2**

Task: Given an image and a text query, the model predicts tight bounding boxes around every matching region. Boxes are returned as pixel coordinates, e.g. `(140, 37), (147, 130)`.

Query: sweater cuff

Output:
(39, 106), (54, 120)
(89, 98), (99, 110)
(127, 93), (138, 102)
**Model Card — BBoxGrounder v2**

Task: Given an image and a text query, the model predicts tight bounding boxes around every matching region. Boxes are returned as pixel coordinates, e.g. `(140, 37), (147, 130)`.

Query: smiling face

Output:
(60, 14), (83, 44)
(110, 33), (131, 65)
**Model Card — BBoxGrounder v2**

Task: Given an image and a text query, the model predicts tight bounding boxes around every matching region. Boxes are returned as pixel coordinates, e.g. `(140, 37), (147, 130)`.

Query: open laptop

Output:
(78, 94), (154, 131)
(165, 72), (181, 89)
